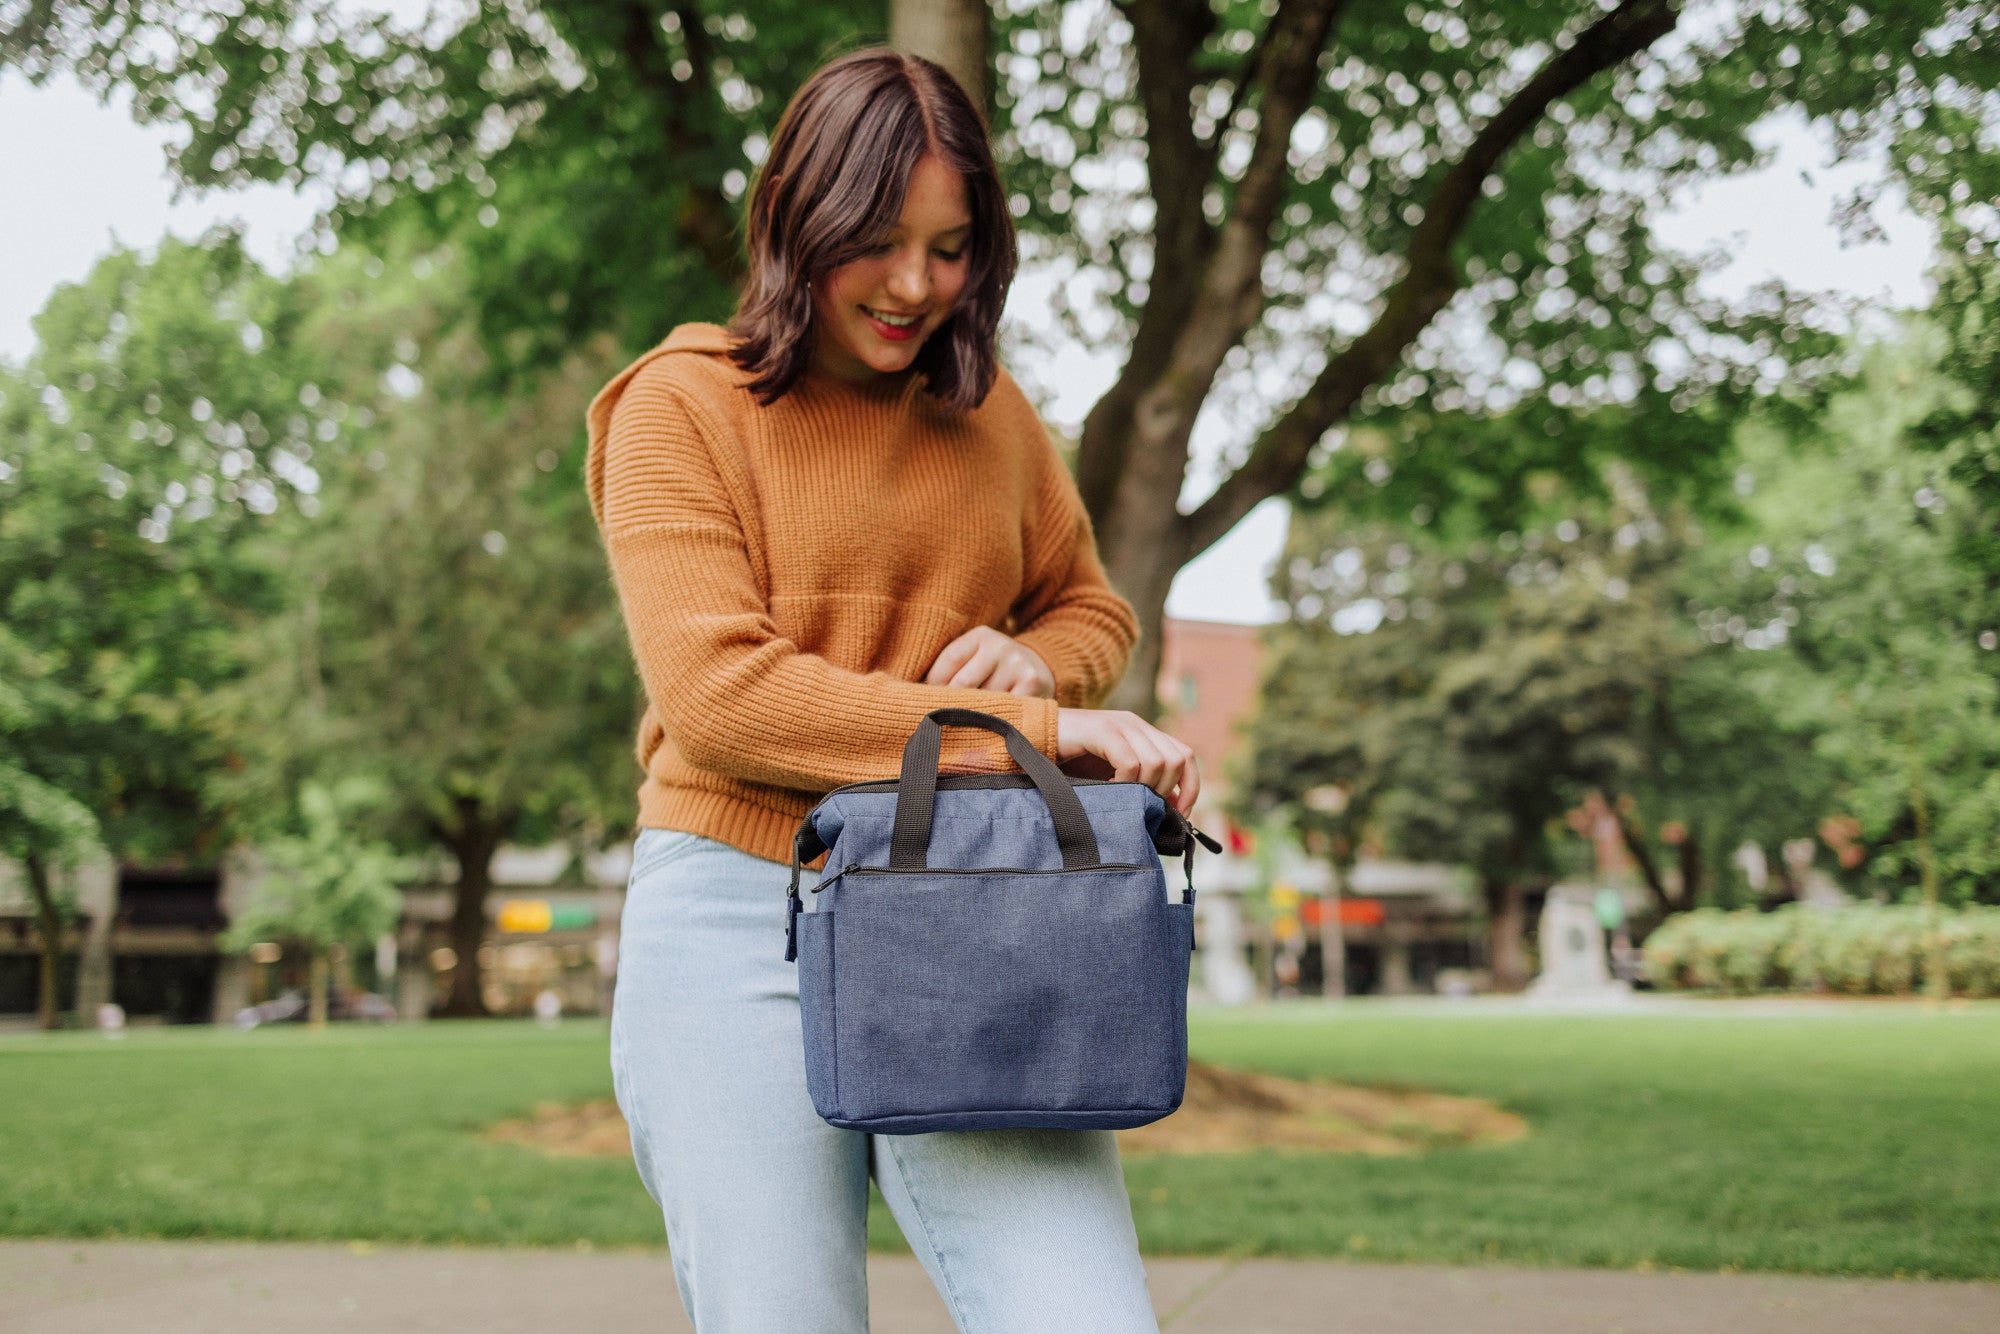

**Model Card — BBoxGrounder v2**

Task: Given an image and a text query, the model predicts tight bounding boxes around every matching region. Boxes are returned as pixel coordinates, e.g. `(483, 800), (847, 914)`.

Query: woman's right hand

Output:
(1055, 709), (1201, 818)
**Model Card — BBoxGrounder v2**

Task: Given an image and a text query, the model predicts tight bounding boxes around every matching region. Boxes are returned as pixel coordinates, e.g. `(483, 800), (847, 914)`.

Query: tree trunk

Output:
(1319, 858), (1347, 999)
(1909, 742), (1948, 1000)
(1677, 832), (1703, 912)
(24, 851), (63, 1030)
(1611, 802), (1673, 915)
(1484, 876), (1530, 992)
(308, 949), (330, 1029)
(892, 0), (991, 124)
(1101, 543), (1182, 722)
(438, 799), (506, 1017)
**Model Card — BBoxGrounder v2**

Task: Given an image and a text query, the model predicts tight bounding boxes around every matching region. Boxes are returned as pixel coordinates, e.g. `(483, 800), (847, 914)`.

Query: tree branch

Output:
(1086, 0), (1347, 542)
(618, 0), (741, 283)
(1182, 0), (1681, 555)
(1080, 0), (1223, 521)
(1612, 802), (1673, 915)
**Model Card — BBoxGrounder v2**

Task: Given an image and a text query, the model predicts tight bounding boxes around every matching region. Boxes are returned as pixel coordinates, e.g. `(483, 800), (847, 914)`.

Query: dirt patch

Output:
(1114, 1060), (1526, 1155)
(485, 1062), (1525, 1157)
(487, 1098), (639, 1157)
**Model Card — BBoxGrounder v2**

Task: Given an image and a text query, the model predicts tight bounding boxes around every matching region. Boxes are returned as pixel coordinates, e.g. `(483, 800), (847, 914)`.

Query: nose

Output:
(886, 246), (932, 307)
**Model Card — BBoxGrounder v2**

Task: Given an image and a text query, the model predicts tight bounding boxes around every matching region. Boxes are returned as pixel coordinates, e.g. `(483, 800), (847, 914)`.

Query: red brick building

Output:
(1150, 617), (1480, 997)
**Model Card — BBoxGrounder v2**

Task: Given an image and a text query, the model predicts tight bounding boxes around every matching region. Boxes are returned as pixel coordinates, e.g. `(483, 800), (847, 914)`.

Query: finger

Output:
(946, 638), (1005, 690)
(1172, 746), (1202, 816)
(925, 636), (976, 686)
(1004, 668), (1047, 696)
(1119, 724), (1172, 795)
(1095, 727), (1143, 784)
(1003, 649), (1056, 697)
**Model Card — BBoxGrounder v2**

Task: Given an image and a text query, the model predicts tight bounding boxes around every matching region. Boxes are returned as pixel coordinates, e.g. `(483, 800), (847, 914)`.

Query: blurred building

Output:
(0, 842), (632, 1026)
(1154, 616), (1483, 997)
(395, 843), (632, 1021)
(0, 854), (228, 1026)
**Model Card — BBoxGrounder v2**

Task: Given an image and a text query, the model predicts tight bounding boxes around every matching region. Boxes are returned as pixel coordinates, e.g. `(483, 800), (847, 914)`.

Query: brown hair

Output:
(726, 46), (1017, 414)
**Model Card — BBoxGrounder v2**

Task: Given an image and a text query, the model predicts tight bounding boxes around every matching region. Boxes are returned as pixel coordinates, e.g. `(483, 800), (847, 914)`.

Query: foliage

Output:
(207, 233), (637, 845)
(1687, 325), (2000, 903)
(1247, 312), (2000, 982)
(0, 634), (100, 869)
(195, 230), (640, 1014)
(0, 228), (316, 866)
(1239, 462), (1829, 924)
(1, 0), (876, 379)
(15, 3), (2000, 652)
(2, 223), (640, 1017)
(221, 776), (412, 958)
(1643, 904), (2000, 998)
(1908, 239), (2000, 615)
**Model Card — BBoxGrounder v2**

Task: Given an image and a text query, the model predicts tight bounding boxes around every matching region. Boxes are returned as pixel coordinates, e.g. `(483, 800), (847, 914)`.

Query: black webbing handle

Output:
(889, 708), (1101, 869)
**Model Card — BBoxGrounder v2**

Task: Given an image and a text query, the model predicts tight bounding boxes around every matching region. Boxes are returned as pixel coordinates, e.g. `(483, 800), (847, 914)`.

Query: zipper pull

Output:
(813, 862), (862, 894)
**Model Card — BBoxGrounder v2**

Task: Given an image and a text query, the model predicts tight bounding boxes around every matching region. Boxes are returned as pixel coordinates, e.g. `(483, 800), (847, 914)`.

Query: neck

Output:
(807, 350), (916, 399)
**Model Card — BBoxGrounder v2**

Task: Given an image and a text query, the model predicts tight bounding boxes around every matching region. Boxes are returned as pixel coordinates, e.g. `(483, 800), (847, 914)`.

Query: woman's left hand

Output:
(924, 626), (1056, 698)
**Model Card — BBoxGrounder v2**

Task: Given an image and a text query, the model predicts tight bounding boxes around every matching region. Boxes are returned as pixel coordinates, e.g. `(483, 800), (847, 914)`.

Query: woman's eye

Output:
(866, 244), (966, 260)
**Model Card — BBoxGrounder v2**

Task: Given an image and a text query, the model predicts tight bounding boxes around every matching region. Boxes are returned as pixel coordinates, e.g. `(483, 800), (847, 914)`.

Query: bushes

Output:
(1643, 904), (2000, 997)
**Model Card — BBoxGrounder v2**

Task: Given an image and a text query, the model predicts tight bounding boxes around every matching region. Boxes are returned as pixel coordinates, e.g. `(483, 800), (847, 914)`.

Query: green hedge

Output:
(1642, 903), (2000, 997)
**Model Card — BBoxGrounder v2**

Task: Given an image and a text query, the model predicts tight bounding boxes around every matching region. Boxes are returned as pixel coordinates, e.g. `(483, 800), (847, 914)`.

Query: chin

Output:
(860, 342), (920, 373)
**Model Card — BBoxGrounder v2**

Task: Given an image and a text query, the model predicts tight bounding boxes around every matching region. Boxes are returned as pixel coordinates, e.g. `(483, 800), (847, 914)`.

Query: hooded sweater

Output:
(583, 322), (1141, 868)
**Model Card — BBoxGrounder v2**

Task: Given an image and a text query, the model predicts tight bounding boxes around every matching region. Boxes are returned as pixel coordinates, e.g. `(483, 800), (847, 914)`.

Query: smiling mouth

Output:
(863, 306), (924, 327)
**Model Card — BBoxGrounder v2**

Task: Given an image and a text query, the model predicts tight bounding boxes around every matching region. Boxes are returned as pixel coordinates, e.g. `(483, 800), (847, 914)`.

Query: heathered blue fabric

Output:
(794, 781), (1192, 1133)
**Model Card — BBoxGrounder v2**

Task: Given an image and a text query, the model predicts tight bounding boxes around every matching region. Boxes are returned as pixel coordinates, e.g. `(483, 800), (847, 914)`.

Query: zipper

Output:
(813, 773), (1134, 799)
(807, 774), (1221, 857)
(814, 861), (1153, 893)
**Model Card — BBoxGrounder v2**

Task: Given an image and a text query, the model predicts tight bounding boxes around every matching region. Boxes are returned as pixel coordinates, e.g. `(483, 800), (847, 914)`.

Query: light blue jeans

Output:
(608, 826), (1161, 1333)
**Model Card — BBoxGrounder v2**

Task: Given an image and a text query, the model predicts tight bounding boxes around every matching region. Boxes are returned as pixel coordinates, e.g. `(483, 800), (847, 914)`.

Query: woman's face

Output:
(809, 152), (973, 382)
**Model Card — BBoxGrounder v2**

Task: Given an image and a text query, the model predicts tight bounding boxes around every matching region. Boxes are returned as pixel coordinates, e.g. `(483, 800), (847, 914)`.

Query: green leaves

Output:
(221, 777), (412, 954)
(0, 229), (307, 865)
(1252, 311), (2000, 915)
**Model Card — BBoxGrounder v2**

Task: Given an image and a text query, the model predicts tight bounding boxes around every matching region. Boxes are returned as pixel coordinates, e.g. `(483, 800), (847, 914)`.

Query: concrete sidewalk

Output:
(3, 1240), (1995, 1332)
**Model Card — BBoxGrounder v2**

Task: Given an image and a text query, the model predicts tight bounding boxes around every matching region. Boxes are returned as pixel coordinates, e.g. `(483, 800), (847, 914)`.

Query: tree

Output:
(1910, 235), (2000, 643)
(1239, 464), (1831, 987)
(894, 0), (990, 118)
(1692, 323), (2000, 909)
(211, 235), (639, 1016)
(0, 231), (316, 1023)
(221, 777), (411, 1027)
(14, 3), (1995, 717)
(0, 636), (101, 1028)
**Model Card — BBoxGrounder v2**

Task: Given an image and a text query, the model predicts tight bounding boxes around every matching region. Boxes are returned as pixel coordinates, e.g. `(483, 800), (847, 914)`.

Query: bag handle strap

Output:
(890, 708), (1101, 870)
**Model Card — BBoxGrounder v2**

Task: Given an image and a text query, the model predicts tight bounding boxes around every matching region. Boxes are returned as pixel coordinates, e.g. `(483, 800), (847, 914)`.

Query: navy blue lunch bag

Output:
(785, 706), (1221, 1134)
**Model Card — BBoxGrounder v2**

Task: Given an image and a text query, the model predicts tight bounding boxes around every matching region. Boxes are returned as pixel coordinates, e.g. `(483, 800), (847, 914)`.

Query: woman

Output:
(584, 46), (1199, 1333)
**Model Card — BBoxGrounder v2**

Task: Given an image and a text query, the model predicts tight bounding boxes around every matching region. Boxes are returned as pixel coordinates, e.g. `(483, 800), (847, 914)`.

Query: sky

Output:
(0, 72), (1940, 626)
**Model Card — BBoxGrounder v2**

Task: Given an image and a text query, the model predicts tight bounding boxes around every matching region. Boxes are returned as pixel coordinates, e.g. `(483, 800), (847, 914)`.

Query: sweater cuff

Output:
(1022, 694), (1062, 765)
(1013, 623), (1111, 710)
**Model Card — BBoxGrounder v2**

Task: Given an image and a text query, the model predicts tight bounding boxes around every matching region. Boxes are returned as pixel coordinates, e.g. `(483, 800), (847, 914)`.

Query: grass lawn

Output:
(3, 1003), (1996, 1278)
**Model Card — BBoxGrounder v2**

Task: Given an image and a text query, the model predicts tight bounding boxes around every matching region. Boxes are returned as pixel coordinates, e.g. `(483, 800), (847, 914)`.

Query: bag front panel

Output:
(813, 867), (1189, 1125)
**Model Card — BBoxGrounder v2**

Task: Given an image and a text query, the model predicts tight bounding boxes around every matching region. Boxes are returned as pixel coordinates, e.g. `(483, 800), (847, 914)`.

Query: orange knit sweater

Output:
(583, 322), (1141, 868)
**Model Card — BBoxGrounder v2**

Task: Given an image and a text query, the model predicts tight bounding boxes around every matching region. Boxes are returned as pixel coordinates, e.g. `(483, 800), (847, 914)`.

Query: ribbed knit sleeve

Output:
(1008, 423), (1141, 710)
(598, 367), (1063, 793)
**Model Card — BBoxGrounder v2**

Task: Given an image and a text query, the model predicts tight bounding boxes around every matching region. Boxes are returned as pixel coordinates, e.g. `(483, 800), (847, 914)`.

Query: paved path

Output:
(3, 1240), (1995, 1332)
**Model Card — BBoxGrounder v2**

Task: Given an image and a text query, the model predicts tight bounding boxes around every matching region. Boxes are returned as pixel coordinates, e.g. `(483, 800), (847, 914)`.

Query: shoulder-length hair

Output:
(726, 46), (1017, 415)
